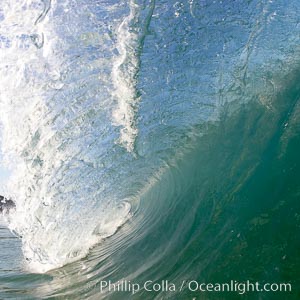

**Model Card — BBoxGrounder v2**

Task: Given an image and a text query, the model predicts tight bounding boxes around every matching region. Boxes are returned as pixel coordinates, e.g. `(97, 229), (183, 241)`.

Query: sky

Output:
(0, 152), (11, 195)
(0, 134), (10, 194)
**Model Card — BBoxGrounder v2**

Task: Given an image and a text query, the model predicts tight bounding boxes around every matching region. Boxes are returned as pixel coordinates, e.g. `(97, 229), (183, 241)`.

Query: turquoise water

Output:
(0, 0), (299, 299)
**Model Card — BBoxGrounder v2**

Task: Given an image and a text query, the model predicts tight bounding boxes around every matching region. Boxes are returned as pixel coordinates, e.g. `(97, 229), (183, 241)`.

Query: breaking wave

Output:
(0, 1), (299, 299)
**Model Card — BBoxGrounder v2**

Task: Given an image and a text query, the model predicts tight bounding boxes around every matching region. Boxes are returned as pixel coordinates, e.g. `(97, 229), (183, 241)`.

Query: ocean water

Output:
(0, 0), (299, 299)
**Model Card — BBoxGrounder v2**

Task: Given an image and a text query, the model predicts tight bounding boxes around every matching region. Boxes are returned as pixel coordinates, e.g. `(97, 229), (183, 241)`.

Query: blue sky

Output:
(0, 151), (11, 194)
(0, 167), (10, 181)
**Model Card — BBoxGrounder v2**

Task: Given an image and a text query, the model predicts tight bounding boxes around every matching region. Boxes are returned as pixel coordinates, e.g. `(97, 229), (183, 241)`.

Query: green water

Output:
(170, 72), (300, 300)
(113, 70), (300, 300)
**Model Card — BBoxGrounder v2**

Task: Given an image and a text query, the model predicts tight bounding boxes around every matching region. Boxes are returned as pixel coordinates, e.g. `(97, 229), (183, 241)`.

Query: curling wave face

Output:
(0, 1), (299, 297)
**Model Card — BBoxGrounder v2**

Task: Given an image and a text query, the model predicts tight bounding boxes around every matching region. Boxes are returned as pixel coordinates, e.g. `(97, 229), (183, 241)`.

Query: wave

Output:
(0, 2), (299, 299)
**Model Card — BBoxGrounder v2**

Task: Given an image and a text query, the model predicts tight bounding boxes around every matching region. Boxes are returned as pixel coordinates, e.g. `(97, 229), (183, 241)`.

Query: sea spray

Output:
(0, 0), (139, 272)
(112, 0), (155, 152)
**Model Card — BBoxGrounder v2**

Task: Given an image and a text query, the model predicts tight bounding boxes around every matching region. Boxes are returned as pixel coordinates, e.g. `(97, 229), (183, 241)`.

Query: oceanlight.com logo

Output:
(92, 280), (292, 295)
(186, 280), (292, 295)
